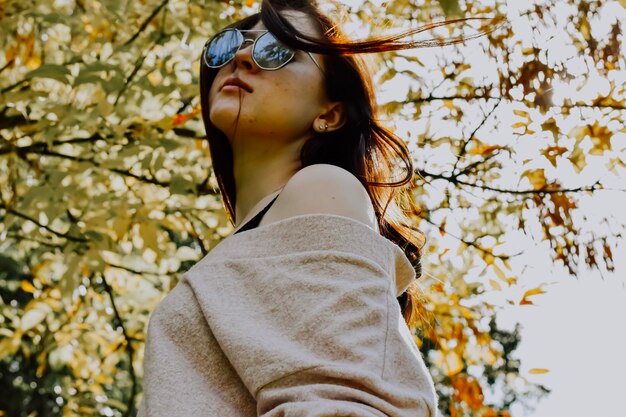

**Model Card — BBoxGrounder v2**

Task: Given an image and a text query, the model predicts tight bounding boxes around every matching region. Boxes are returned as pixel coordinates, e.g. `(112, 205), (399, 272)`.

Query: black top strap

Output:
(233, 194), (280, 234)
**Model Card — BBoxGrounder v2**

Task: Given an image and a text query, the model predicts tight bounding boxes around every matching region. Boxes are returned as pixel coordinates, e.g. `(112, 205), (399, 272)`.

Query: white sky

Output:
(334, 0), (626, 415)
(498, 214), (626, 417)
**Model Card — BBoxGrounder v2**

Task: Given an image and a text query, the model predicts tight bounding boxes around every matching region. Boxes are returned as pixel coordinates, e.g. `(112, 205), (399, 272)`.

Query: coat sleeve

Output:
(187, 247), (438, 417)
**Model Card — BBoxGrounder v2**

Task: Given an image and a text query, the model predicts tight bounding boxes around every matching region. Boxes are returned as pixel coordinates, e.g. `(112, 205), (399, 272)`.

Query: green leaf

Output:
(26, 65), (71, 84)
(169, 174), (196, 195)
(160, 138), (180, 152)
(102, 74), (126, 93)
(82, 62), (120, 73)
(74, 72), (106, 87)
(25, 12), (68, 25)
(436, 0), (463, 18)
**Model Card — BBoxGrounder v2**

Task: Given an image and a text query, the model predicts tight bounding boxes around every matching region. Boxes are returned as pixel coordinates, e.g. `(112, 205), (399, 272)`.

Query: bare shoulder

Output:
(264, 164), (379, 233)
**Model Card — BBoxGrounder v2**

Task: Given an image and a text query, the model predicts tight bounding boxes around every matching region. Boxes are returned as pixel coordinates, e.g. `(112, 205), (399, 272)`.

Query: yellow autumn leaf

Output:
(493, 264), (506, 281)
(489, 279), (502, 291)
(483, 408), (497, 417)
(513, 109), (530, 118)
(458, 305), (476, 320)
(578, 17), (591, 40)
(588, 121), (612, 156)
(523, 287), (547, 297)
(456, 241), (467, 256)
(501, 258), (512, 271)
(483, 252), (495, 265)
(481, 348), (497, 365)
(469, 144), (503, 155)
(103, 340), (124, 357)
(529, 368), (550, 374)
(413, 335), (423, 348)
(37, 350), (47, 377)
(541, 146), (568, 168)
(20, 280), (37, 293)
(520, 286), (546, 305)
(444, 351), (464, 376)
(31, 261), (49, 280)
(541, 118), (559, 140)
(0, 334), (21, 361)
(20, 303), (52, 332)
(569, 146), (587, 173)
(522, 169), (547, 190)
(5, 44), (18, 65)
(147, 71), (163, 87)
(89, 381), (106, 396)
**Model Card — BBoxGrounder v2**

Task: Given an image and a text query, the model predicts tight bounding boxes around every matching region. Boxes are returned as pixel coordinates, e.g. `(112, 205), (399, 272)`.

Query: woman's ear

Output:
(313, 101), (346, 133)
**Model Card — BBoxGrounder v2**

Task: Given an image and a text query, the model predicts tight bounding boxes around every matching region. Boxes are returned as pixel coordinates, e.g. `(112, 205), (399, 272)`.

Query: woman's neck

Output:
(232, 158), (303, 228)
(232, 186), (284, 232)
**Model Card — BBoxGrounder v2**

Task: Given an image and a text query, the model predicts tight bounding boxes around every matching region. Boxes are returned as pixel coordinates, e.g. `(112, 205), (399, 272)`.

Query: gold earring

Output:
(318, 122), (328, 132)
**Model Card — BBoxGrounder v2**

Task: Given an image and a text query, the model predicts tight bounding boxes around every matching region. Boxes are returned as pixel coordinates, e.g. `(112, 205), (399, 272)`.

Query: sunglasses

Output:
(202, 28), (323, 72)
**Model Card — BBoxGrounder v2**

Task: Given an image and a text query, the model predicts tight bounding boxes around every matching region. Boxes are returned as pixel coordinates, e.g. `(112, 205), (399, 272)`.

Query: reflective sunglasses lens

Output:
(205, 30), (242, 67)
(253, 32), (295, 69)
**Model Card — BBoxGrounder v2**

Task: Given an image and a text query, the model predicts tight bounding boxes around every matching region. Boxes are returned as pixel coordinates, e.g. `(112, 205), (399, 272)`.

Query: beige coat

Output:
(137, 214), (438, 416)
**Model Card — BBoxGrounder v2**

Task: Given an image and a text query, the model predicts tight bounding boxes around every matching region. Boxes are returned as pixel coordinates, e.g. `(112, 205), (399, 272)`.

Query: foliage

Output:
(0, 0), (624, 416)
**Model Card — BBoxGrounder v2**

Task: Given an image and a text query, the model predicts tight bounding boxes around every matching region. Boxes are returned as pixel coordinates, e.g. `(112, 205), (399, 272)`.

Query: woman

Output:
(138, 0), (497, 415)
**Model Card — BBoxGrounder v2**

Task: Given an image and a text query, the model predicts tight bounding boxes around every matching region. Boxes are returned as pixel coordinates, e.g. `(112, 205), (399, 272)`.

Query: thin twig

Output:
(417, 169), (606, 195)
(421, 216), (523, 261)
(452, 98), (502, 173)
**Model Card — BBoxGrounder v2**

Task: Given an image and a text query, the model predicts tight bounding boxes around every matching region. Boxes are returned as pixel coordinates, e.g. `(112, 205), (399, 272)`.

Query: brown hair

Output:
(199, 0), (503, 329)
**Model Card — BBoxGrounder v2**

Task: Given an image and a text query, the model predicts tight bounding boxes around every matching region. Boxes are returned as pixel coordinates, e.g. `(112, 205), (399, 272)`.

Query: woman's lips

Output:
(221, 77), (253, 93)
(222, 85), (247, 92)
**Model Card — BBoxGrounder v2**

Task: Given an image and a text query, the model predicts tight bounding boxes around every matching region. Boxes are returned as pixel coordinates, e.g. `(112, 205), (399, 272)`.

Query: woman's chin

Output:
(210, 110), (243, 131)
(211, 122), (236, 138)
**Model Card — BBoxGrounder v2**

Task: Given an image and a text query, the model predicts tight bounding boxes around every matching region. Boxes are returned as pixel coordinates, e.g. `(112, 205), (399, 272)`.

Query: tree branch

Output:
(421, 216), (522, 261)
(0, 201), (89, 243)
(456, 150), (503, 177)
(120, 0), (170, 47)
(14, 144), (217, 195)
(180, 211), (210, 257)
(452, 98), (502, 174)
(19, 146), (170, 186)
(104, 262), (164, 290)
(417, 168), (605, 195)
(3, 232), (65, 248)
(0, 58), (15, 75)
(98, 271), (137, 417)
(408, 94), (626, 110)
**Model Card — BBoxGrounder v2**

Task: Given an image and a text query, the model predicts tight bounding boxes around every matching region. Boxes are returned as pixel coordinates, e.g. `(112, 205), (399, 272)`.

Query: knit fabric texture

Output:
(137, 213), (438, 417)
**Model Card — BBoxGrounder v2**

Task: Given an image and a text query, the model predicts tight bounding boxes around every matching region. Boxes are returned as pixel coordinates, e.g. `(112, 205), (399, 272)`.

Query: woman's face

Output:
(207, 10), (330, 142)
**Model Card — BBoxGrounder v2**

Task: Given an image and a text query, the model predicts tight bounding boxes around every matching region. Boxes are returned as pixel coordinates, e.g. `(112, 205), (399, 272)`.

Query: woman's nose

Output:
(232, 40), (258, 72)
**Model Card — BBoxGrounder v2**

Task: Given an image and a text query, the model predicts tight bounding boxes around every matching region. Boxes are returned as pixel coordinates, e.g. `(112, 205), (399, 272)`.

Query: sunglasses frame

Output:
(202, 28), (323, 73)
